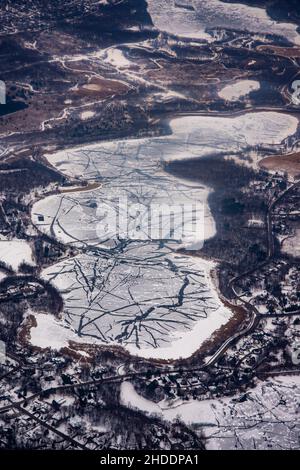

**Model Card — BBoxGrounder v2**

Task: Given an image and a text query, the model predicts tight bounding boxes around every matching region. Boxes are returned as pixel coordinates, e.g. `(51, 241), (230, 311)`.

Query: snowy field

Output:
(103, 47), (131, 69)
(30, 112), (297, 358)
(121, 375), (300, 450)
(218, 80), (261, 102)
(0, 240), (35, 272)
(30, 313), (80, 350)
(146, 0), (300, 45)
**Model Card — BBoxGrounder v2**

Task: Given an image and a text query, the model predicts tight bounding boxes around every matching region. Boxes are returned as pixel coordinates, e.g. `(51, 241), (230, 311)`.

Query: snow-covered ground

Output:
(120, 375), (300, 450)
(30, 111), (297, 358)
(121, 382), (161, 415)
(219, 80), (260, 102)
(146, 0), (300, 45)
(102, 47), (131, 69)
(30, 313), (80, 350)
(0, 240), (35, 271)
(282, 229), (300, 258)
(80, 111), (95, 121)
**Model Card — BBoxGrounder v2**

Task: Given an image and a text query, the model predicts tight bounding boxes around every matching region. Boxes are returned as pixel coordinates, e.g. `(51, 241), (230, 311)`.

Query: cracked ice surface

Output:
(31, 113), (297, 358)
(32, 138), (213, 250)
(121, 376), (300, 449)
(41, 248), (230, 358)
(147, 0), (300, 45)
(200, 376), (300, 450)
(33, 113), (298, 250)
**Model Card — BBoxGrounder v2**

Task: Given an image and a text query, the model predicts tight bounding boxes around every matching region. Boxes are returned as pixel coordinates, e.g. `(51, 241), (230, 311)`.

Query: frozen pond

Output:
(31, 112), (298, 358)
(147, 0), (300, 45)
(39, 252), (230, 359)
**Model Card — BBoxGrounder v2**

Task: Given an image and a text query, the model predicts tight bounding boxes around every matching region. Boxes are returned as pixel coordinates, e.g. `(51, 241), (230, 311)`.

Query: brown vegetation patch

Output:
(259, 152), (300, 179)
(61, 341), (132, 364)
(0, 93), (67, 133)
(257, 45), (300, 58)
(0, 156), (63, 192)
(78, 78), (129, 99)
(147, 59), (239, 84)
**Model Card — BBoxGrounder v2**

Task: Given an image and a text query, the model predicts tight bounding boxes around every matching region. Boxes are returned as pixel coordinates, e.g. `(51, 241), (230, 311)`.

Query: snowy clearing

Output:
(80, 111), (95, 120)
(29, 313), (80, 350)
(103, 48), (131, 68)
(0, 240), (35, 271)
(218, 80), (260, 101)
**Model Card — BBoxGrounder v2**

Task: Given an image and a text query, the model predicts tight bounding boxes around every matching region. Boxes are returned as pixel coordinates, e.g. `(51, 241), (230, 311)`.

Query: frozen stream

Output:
(31, 112), (298, 359)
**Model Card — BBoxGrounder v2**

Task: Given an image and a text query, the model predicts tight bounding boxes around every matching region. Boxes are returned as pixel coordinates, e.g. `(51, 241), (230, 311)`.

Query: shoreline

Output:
(59, 182), (102, 194)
